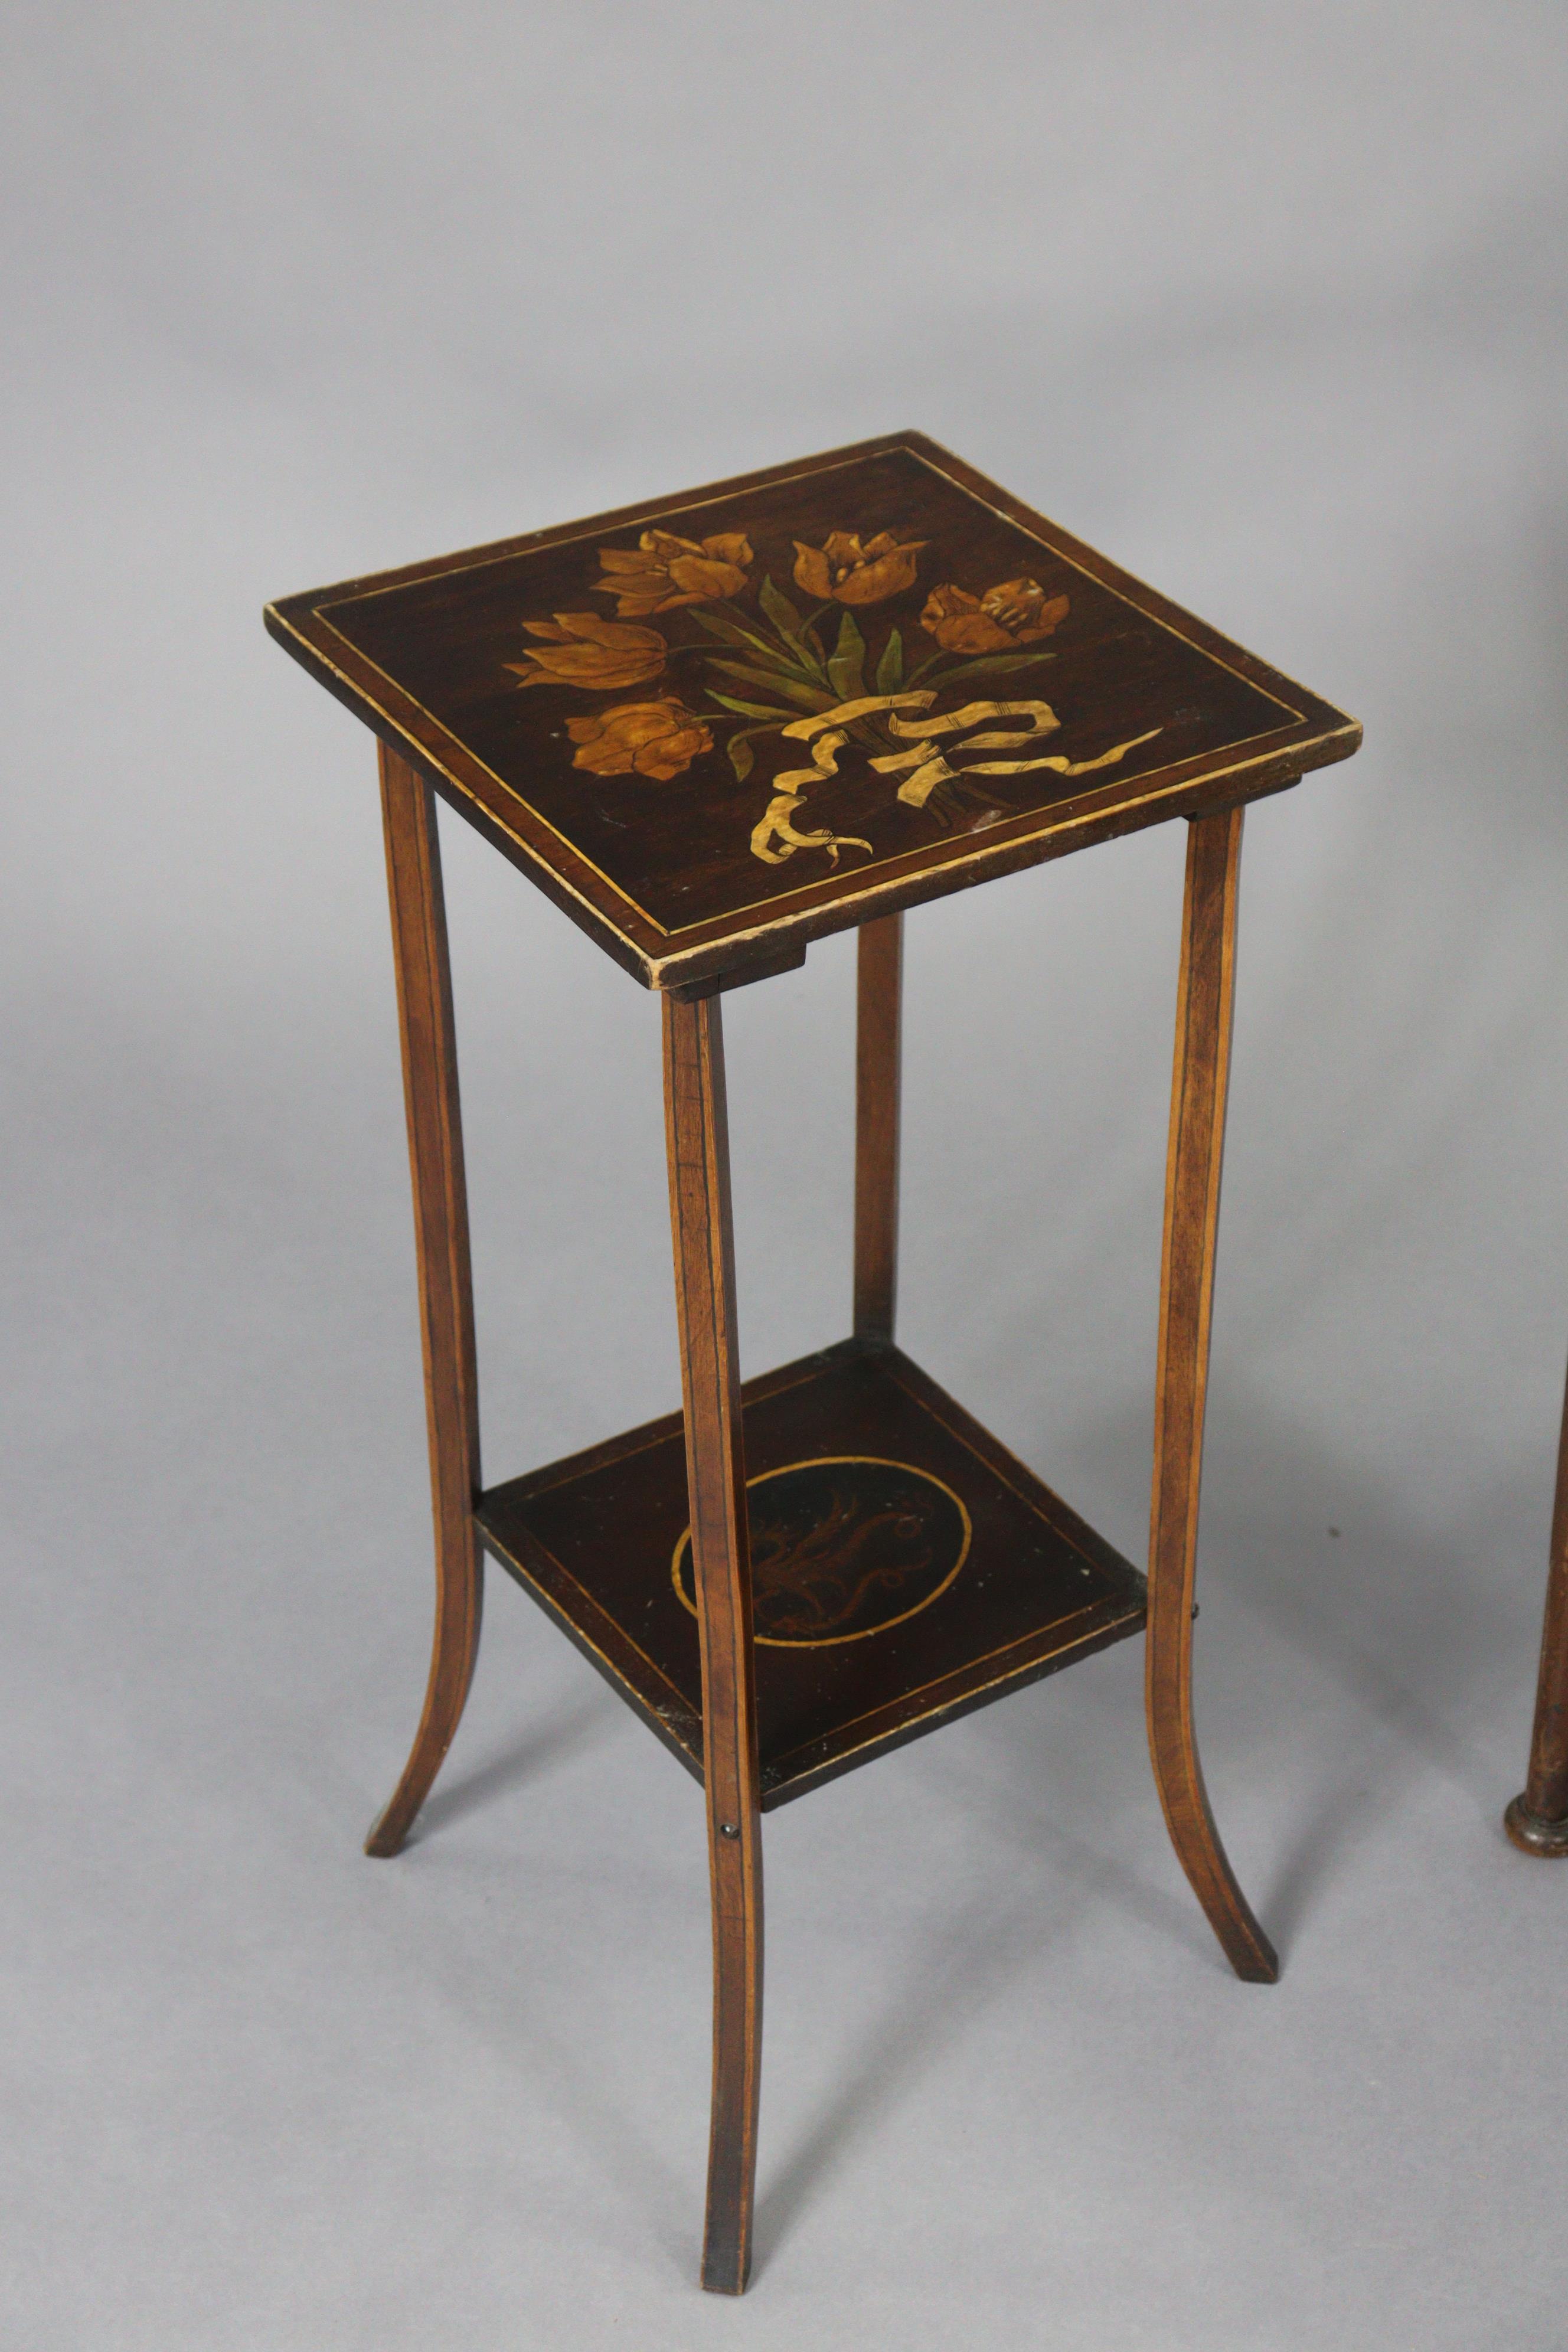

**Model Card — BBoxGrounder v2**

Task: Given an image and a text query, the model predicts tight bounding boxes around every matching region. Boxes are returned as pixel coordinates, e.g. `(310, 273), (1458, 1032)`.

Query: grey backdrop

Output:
(4, 5), (1567, 2346)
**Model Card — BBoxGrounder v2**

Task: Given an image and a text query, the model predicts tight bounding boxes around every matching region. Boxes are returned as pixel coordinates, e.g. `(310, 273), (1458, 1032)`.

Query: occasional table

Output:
(1505, 1364), (1568, 1854)
(267, 431), (1360, 2291)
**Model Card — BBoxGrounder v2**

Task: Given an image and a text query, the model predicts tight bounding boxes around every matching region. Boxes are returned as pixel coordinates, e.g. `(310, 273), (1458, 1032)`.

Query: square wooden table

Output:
(267, 430), (1360, 2291)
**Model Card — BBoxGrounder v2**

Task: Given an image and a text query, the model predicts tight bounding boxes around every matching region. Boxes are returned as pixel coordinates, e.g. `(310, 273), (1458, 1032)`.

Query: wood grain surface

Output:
(853, 913), (903, 1342)
(266, 431), (1360, 992)
(476, 1338), (1146, 1809)
(1145, 807), (1279, 1982)
(364, 749), (485, 1858)
(662, 994), (763, 2292)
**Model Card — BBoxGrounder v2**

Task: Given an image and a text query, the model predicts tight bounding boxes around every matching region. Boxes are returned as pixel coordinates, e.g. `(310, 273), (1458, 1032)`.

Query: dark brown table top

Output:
(266, 430), (1358, 991)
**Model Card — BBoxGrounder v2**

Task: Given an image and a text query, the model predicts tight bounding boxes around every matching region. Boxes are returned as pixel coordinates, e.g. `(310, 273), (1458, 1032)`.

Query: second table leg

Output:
(365, 747), (484, 1860)
(1146, 807), (1279, 1984)
(854, 912), (903, 1345)
(664, 992), (765, 2294)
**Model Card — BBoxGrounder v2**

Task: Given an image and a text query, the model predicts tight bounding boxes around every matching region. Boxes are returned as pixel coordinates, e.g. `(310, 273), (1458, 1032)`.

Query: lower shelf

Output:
(475, 1338), (1146, 1808)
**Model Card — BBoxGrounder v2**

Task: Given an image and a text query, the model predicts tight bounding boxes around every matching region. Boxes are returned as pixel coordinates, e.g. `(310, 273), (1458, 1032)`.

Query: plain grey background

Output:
(4, 4), (1567, 2344)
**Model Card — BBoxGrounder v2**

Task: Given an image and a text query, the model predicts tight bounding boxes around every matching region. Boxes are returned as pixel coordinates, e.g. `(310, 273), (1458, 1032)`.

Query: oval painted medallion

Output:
(671, 1455), (971, 1648)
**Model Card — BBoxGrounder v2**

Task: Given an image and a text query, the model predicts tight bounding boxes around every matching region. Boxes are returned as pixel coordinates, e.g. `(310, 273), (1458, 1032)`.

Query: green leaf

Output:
(687, 605), (823, 685)
(687, 606), (767, 651)
(689, 606), (796, 662)
(727, 734), (754, 782)
(874, 626), (904, 694)
(735, 640), (825, 690)
(827, 608), (867, 703)
(943, 650), (1061, 688)
(709, 690), (798, 721)
(705, 658), (831, 712)
(900, 648), (945, 689)
(756, 575), (835, 685)
(904, 644), (1060, 692)
(759, 574), (805, 640)
(791, 605), (833, 668)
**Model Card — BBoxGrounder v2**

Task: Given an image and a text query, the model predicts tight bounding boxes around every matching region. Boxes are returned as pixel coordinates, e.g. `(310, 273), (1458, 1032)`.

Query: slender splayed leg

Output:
(1505, 1355), (1568, 1854)
(663, 992), (764, 2295)
(364, 747), (484, 1858)
(1146, 808), (1278, 1983)
(854, 913), (904, 1344)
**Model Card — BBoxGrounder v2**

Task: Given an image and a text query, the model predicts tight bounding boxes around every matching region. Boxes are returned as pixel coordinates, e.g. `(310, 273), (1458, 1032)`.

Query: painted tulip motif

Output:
(504, 512), (1155, 866)
(505, 612), (666, 690)
(920, 577), (1070, 655)
(791, 530), (926, 607)
(566, 697), (713, 780)
(594, 530), (753, 616)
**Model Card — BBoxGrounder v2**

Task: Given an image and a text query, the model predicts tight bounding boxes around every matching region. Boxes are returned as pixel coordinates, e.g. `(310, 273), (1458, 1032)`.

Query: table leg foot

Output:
(700, 1814), (763, 2295)
(1148, 1714), (1280, 1980)
(1507, 1355), (1568, 1858)
(1504, 1795), (1568, 1857)
(364, 1537), (484, 1858)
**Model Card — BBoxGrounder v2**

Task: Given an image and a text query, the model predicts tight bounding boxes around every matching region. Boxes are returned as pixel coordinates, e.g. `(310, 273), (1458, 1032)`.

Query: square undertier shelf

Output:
(475, 1338), (1147, 1808)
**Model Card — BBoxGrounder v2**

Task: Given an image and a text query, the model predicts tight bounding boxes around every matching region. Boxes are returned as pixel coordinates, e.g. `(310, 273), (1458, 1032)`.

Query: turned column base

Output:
(1504, 1796), (1568, 1857)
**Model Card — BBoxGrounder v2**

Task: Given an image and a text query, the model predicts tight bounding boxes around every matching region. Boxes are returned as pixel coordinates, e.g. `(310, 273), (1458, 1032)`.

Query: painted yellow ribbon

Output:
(749, 691), (1161, 863)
